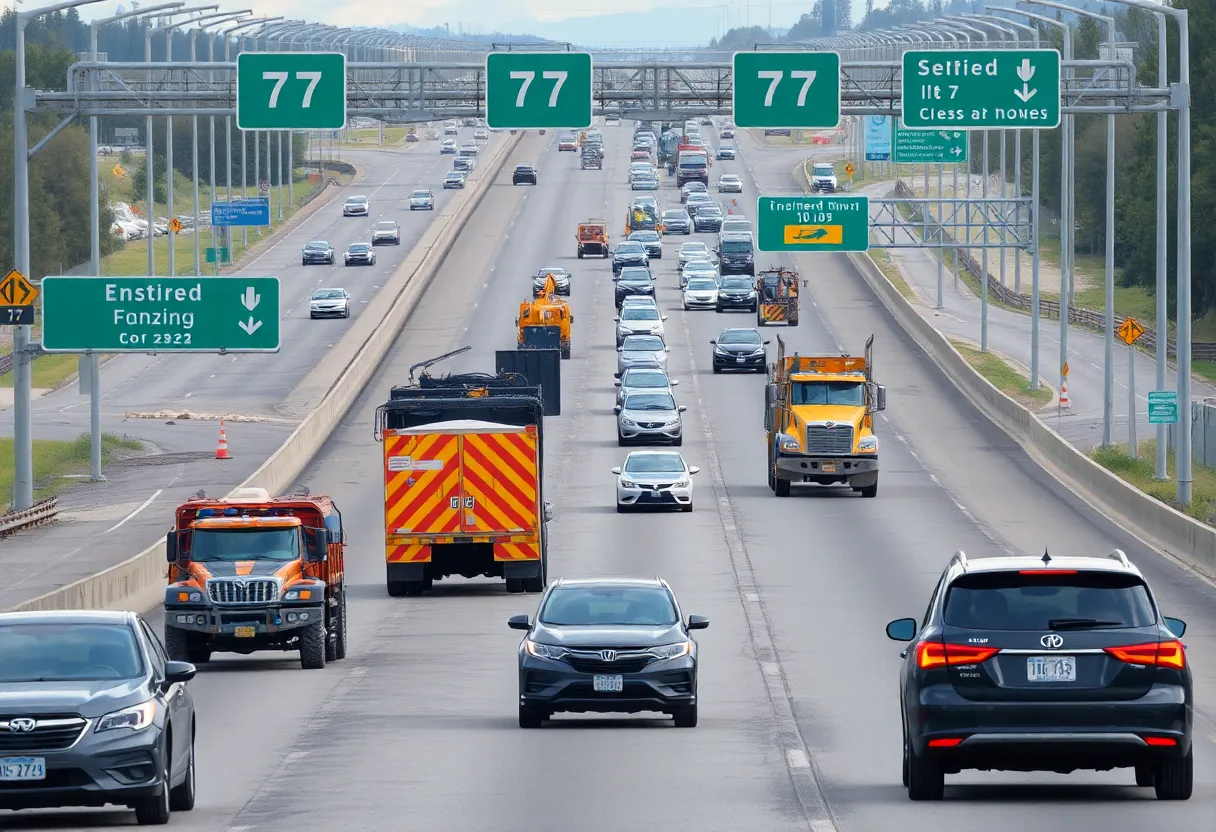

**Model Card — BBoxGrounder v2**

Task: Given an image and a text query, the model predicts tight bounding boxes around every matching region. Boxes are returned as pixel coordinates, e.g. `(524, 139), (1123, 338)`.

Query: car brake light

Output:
(1017, 569), (1078, 575)
(915, 641), (1000, 669)
(1105, 640), (1186, 669)
(1143, 736), (1178, 747)
(928, 738), (964, 748)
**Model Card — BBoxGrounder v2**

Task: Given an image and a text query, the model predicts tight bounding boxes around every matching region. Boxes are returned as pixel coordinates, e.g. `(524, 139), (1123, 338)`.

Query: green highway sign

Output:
(1147, 390), (1179, 425)
(485, 52), (593, 130)
(205, 247), (231, 265)
(757, 195), (868, 253)
(901, 49), (1061, 129)
(894, 125), (968, 164)
(732, 51), (842, 129)
(41, 277), (280, 353)
(236, 51), (347, 131)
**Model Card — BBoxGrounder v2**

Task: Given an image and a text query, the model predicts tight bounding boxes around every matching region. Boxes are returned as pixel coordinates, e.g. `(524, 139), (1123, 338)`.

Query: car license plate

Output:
(822, 463), (838, 473)
(1027, 655), (1076, 682)
(234, 626), (256, 638)
(0, 758), (45, 781)
(593, 675), (624, 693)
(736, 356), (745, 363)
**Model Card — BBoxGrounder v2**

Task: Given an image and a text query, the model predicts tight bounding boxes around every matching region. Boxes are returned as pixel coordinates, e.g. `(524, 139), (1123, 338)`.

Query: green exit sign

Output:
(757, 195), (869, 253)
(485, 52), (593, 130)
(901, 49), (1061, 129)
(732, 51), (841, 129)
(894, 125), (968, 164)
(236, 51), (347, 131)
(41, 276), (280, 353)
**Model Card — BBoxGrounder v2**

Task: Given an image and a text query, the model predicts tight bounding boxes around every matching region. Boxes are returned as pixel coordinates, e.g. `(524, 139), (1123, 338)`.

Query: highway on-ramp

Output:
(5, 126), (1216, 831)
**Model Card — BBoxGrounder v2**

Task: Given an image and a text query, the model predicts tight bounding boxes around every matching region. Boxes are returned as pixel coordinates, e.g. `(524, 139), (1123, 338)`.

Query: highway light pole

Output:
(11, 0), (107, 510)
(86, 1), (184, 482)
(1027, 0), (1117, 447)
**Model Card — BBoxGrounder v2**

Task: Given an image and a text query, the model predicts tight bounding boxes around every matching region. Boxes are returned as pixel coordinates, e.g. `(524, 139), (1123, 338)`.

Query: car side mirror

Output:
(507, 615), (530, 631)
(614, 380), (621, 386)
(661, 315), (668, 321)
(709, 340), (716, 345)
(670, 379), (679, 386)
(613, 405), (622, 414)
(306, 528), (329, 563)
(678, 405), (687, 412)
(877, 384), (887, 412)
(163, 660), (196, 686)
(764, 340), (771, 345)
(617, 347), (623, 352)
(1164, 617), (1187, 638)
(688, 466), (700, 474)
(611, 466), (622, 474)
(687, 615), (709, 630)
(165, 530), (178, 563)
(886, 618), (917, 642)
(665, 347), (670, 352)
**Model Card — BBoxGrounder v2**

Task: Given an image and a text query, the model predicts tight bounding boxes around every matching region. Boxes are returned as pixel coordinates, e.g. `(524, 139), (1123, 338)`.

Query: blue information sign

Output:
(211, 198), (271, 227)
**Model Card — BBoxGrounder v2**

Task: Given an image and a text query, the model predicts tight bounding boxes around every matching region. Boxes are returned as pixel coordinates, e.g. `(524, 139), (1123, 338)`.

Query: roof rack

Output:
(1106, 548), (1132, 568)
(949, 549), (968, 570)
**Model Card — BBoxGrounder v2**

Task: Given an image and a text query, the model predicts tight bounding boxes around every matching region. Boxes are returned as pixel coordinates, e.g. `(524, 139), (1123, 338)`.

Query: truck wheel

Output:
(335, 590), (349, 660)
(300, 621), (327, 669)
(859, 481), (878, 498)
(325, 592), (347, 662)
(402, 581), (426, 597)
(578, 249), (584, 259)
(505, 578), (525, 594)
(387, 579), (408, 597)
(164, 626), (211, 665)
(561, 345), (571, 359)
(774, 477), (791, 497)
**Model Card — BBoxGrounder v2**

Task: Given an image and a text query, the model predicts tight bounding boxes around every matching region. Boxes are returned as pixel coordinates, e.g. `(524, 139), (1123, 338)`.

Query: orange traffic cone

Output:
(1059, 380), (1071, 410)
(215, 420), (231, 459)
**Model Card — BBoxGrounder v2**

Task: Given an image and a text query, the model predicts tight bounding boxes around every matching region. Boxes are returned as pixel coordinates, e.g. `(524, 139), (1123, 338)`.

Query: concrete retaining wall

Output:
(9, 132), (524, 613)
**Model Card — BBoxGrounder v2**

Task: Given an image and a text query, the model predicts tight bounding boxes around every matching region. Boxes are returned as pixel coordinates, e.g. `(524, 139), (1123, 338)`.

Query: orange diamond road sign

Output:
(0, 269), (37, 306)
(111, 163), (125, 177)
(169, 218), (183, 234)
(845, 162), (855, 176)
(1062, 362), (1069, 377)
(1116, 317), (1145, 346)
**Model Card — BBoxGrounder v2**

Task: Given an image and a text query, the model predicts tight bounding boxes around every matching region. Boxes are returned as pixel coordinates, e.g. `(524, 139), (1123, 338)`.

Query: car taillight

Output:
(915, 641), (1000, 669)
(1105, 640), (1186, 669)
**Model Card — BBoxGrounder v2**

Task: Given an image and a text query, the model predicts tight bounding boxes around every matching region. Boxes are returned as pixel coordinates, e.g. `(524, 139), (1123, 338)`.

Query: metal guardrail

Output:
(0, 497), (59, 537)
(890, 180), (1216, 363)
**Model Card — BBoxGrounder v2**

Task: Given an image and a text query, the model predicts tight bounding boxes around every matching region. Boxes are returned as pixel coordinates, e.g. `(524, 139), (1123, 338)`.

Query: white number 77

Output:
(263, 70), (325, 108)
(757, 69), (818, 108)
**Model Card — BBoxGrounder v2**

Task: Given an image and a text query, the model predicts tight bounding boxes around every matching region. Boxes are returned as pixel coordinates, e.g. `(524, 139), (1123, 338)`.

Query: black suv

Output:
(612, 241), (650, 275)
(886, 549), (1192, 801)
(716, 233), (755, 276)
(614, 266), (655, 307)
(513, 164), (538, 185)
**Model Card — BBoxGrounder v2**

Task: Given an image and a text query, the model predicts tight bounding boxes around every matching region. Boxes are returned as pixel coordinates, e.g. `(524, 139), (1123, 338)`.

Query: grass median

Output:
(950, 339), (1052, 410)
(1091, 440), (1216, 527)
(0, 433), (144, 506)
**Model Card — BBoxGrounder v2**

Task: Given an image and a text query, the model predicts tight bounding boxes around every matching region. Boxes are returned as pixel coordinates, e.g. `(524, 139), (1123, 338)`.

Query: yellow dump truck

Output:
(517, 275), (573, 359)
(764, 334), (886, 498)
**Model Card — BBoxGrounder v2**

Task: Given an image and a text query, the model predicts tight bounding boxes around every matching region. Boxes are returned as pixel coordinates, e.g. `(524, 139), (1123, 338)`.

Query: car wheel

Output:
(1154, 749), (1193, 800)
(343, 309), (350, 319)
(906, 746), (945, 801)
(672, 436), (683, 447)
(309, 313), (316, 319)
(712, 364), (721, 374)
(616, 502), (629, 513)
(133, 743), (172, 824)
(1135, 764), (1155, 787)
(617, 433), (628, 446)
(518, 704), (545, 729)
(672, 703), (698, 728)
(168, 730), (196, 811)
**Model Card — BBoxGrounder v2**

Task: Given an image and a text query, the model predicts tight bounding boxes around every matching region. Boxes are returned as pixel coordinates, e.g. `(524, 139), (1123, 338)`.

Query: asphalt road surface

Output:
(5, 125), (1216, 831)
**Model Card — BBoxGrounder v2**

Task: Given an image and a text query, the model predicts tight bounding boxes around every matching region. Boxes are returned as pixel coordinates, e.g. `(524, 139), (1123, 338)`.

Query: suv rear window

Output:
(943, 571), (1156, 630)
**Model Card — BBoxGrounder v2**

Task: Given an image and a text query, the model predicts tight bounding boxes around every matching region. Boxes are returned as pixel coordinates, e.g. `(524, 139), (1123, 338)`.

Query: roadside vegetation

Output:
(1091, 440), (1216, 527)
(0, 433), (143, 506)
(950, 339), (1053, 411)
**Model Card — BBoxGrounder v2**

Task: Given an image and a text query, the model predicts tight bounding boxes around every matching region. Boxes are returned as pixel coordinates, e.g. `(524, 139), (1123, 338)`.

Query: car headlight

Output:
(525, 640), (568, 660)
(649, 641), (692, 660)
(857, 435), (878, 452)
(96, 700), (157, 733)
(777, 433), (801, 451)
(715, 346), (730, 355)
(620, 478), (638, 488)
(621, 418), (637, 427)
(674, 479), (689, 488)
(283, 584), (320, 601)
(173, 589), (202, 602)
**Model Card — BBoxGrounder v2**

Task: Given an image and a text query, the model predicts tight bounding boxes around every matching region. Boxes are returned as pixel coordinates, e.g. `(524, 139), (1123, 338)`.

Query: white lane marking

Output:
(104, 488), (163, 534)
(787, 749), (811, 769)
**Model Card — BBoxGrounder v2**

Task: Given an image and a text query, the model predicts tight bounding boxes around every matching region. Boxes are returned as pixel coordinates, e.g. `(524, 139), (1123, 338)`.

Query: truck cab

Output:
(765, 335), (886, 498)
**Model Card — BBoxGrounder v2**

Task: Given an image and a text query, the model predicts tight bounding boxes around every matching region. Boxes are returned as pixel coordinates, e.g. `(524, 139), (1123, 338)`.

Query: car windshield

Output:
(719, 278), (753, 290)
(624, 335), (664, 351)
(699, 205), (722, 215)
(943, 571), (1156, 631)
(813, 164), (835, 176)
(719, 329), (761, 345)
(687, 194), (710, 203)
(722, 240), (752, 253)
(681, 244), (709, 254)
(0, 623), (144, 683)
(791, 381), (865, 406)
(516, 165), (533, 172)
(687, 278), (717, 290)
(623, 371), (668, 388)
(721, 176), (740, 183)
(624, 392), (675, 411)
(312, 289), (344, 299)
(446, 173), (461, 178)
(536, 268), (567, 277)
(305, 242), (328, 250)
(346, 197), (367, 204)
(376, 222), (396, 231)
(685, 183), (706, 192)
(621, 306), (659, 320)
(540, 585), (677, 627)
(617, 243), (644, 253)
(663, 211), (687, 220)
(190, 527), (300, 562)
(627, 454), (685, 474)
(631, 232), (659, 241)
(686, 261), (715, 272)
(411, 190), (431, 198)
(620, 274), (651, 285)
(349, 244), (370, 252)
(680, 157), (707, 167)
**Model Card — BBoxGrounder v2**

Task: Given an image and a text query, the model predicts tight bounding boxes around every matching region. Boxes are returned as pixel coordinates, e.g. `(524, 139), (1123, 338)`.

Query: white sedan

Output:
(717, 174), (743, 193)
(683, 276), (719, 310)
(613, 450), (699, 512)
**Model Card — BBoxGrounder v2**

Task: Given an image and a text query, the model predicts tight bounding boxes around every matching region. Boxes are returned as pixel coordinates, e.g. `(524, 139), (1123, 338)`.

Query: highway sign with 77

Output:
(236, 52), (347, 131)
(900, 49), (1061, 129)
(485, 52), (592, 130)
(732, 51), (841, 129)
(41, 277), (280, 353)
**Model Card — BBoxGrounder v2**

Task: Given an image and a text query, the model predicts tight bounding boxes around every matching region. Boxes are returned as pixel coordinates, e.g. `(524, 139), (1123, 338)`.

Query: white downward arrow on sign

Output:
(1017, 59), (1035, 83)
(239, 317), (262, 335)
(241, 287), (260, 311)
(1014, 84), (1037, 103)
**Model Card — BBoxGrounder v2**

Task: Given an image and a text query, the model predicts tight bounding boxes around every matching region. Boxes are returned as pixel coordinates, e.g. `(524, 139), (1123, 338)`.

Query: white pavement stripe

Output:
(104, 488), (163, 534)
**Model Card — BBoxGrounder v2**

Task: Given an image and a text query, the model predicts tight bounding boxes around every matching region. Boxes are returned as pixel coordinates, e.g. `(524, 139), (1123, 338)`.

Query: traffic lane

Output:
(217, 138), (808, 830)
(731, 140), (1216, 825)
(0, 134), (548, 831)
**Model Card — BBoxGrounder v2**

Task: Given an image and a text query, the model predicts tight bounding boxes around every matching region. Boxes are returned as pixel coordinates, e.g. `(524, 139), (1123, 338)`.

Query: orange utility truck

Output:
(163, 487), (348, 669)
(577, 220), (610, 258)
(376, 348), (552, 597)
(757, 266), (800, 326)
(518, 275), (573, 358)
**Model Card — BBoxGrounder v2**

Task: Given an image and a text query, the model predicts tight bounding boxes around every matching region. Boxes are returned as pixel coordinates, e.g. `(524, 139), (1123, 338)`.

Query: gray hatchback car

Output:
(616, 334), (669, 375)
(0, 610), (198, 824)
(615, 366), (678, 408)
(614, 390), (686, 445)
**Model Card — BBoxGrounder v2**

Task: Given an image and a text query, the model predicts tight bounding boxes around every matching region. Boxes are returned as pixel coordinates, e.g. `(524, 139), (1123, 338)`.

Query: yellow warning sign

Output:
(845, 162), (855, 176)
(783, 224), (844, 245)
(1062, 362), (1069, 377)
(0, 269), (37, 307)
(112, 163), (125, 178)
(1117, 317), (1145, 346)
(169, 218), (183, 234)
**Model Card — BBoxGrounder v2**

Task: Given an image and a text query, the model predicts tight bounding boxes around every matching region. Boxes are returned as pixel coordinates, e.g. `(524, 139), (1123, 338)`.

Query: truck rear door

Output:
(382, 429), (462, 535)
(458, 426), (539, 535)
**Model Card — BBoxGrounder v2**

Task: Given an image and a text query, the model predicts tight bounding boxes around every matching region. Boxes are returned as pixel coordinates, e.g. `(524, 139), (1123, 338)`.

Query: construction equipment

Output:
(376, 348), (552, 597)
(756, 266), (800, 326)
(580, 144), (603, 169)
(518, 275), (573, 359)
(577, 220), (609, 258)
(625, 202), (658, 235)
(764, 335), (886, 499)
(163, 486), (348, 669)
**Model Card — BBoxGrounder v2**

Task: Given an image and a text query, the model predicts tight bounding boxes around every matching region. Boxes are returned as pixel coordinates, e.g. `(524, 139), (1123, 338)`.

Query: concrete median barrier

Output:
(10, 132), (525, 614)
(793, 162), (1216, 574)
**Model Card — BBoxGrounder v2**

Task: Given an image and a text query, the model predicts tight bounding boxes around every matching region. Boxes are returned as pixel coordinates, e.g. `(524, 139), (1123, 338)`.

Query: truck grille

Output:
(0, 716), (87, 752)
(806, 424), (854, 454)
(207, 578), (280, 605)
